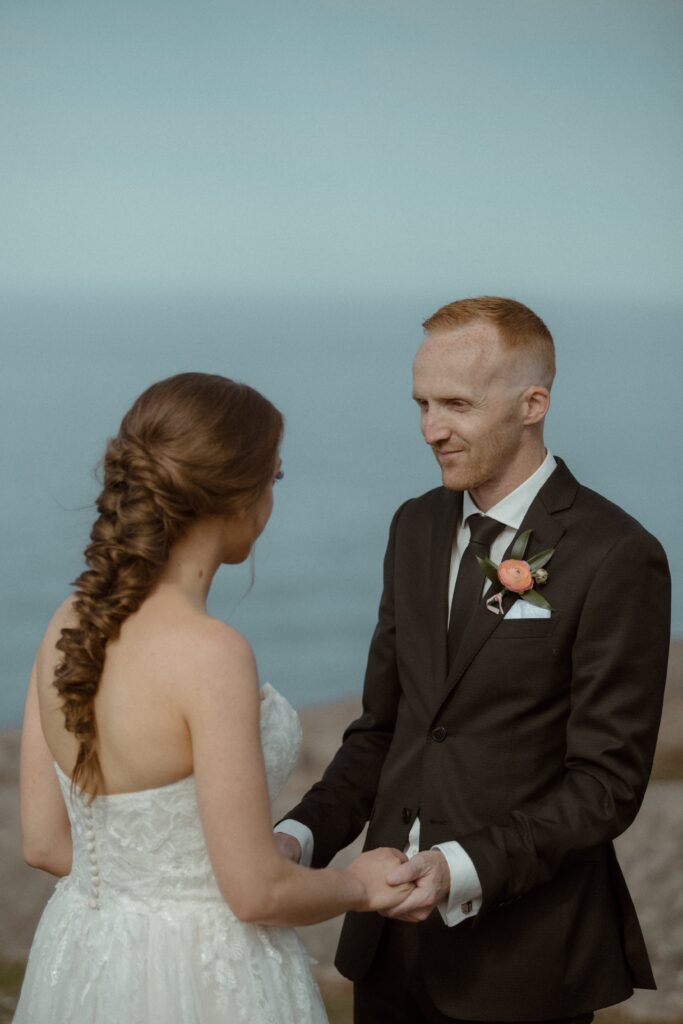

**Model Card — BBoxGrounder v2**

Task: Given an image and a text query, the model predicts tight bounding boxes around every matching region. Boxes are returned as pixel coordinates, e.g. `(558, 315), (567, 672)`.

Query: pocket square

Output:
(504, 599), (551, 620)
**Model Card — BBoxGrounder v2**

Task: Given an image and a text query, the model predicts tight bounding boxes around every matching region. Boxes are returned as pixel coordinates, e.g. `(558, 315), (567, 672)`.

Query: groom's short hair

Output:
(423, 296), (556, 389)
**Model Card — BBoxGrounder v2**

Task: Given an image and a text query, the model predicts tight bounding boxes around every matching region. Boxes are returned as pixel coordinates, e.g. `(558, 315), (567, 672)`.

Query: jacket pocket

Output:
(492, 618), (557, 639)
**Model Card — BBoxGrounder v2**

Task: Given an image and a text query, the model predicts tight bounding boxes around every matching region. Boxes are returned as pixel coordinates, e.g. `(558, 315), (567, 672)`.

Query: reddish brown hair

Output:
(54, 373), (284, 796)
(423, 296), (556, 388)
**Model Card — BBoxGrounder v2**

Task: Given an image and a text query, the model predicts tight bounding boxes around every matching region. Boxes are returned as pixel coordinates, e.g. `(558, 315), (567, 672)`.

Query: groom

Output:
(277, 297), (671, 1023)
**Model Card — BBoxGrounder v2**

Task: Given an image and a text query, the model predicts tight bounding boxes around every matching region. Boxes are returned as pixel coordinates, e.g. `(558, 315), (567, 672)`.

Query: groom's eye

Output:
(274, 468), (284, 482)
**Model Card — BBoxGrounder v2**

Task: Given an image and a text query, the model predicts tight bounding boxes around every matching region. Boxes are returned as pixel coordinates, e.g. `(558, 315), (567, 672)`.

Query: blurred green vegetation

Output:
(0, 961), (25, 1023)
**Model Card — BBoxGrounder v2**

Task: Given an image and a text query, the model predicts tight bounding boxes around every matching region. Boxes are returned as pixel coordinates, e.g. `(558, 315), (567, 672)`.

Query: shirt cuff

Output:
(432, 840), (483, 927)
(274, 819), (315, 867)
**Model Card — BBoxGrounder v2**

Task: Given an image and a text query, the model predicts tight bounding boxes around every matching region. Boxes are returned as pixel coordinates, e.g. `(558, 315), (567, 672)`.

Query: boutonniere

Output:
(477, 529), (555, 615)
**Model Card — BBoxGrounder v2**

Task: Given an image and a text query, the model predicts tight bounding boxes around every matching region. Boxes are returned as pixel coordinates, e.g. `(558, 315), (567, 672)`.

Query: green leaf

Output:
(511, 529), (532, 560)
(527, 548), (555, 571)
(520, 589), (554, 611)
(476, 555), (500, 585)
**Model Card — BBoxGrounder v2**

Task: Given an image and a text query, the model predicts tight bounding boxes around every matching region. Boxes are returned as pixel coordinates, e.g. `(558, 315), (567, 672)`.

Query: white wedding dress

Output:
(13, 684), (329, 1023)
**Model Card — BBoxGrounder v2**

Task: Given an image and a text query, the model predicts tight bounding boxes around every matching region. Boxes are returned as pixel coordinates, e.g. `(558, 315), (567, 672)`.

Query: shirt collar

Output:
(462, 450), (557, 531)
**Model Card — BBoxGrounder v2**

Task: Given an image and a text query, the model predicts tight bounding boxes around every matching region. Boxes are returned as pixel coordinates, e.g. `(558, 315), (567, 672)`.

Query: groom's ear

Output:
(521, 384), (550, 425)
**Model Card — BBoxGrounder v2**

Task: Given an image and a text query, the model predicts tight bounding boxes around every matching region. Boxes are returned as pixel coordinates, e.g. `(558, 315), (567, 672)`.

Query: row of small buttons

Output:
(83, 801), (100, 910)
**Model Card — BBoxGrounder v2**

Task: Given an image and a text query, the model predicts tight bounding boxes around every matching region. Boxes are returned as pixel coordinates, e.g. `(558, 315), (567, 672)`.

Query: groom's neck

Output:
(468, 441), (548, 513)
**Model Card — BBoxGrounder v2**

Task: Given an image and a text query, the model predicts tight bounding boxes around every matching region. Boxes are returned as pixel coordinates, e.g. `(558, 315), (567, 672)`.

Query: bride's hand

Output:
(346, 848), (415, 913)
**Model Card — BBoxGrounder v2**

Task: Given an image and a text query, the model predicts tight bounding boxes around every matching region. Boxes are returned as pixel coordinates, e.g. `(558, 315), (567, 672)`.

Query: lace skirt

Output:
(13, 882), (329, 1024)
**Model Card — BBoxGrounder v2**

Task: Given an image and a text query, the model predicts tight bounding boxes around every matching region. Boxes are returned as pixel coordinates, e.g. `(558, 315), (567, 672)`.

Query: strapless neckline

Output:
(52, 681), (280, 801)
(53, 760), (196, 801)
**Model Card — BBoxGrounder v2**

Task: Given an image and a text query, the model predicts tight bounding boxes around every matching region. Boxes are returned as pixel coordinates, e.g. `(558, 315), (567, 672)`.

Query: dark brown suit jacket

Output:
(285, 459), (671, 1020)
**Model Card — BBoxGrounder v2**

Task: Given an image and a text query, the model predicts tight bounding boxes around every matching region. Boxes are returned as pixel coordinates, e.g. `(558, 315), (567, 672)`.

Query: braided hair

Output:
(54, 372), (284, 796)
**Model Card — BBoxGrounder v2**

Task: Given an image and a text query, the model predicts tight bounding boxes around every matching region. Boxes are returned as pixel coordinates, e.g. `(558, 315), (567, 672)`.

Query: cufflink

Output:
(461, 900), (473, 914)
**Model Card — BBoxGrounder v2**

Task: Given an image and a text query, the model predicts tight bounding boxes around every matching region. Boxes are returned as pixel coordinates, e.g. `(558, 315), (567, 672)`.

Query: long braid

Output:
(52, 373), (283, 797)
(54, 436), (189, 796)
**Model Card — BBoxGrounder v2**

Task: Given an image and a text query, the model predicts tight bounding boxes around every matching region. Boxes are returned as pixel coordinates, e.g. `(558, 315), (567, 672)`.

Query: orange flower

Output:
(498, 559), (534, 594)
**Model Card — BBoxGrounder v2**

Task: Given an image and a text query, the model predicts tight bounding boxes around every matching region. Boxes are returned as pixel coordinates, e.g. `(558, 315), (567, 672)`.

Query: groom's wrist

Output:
(274, 819), (315, 867)
(432, 840), (483, 926)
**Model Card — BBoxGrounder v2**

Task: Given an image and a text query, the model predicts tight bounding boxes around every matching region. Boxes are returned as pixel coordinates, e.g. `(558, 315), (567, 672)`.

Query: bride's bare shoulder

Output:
(36, 594), (79, 660)
(184, 615), (255, 669)
(46, 593), (79, 632)
(166, 615), (259, 701)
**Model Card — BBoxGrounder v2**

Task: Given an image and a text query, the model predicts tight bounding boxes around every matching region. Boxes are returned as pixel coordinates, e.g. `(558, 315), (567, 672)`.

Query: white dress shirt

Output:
(277, 451), (558, 927)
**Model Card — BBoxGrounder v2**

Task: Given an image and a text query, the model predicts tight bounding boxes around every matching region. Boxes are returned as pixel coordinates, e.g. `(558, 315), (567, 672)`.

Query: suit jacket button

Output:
(431, 726), (447, 742)
(402, 807), (412, 824)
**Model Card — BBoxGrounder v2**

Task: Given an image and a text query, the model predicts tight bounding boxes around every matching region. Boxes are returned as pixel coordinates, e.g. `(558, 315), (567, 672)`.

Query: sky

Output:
(2, 0), (681, 301)
(1, 1), (681, 724)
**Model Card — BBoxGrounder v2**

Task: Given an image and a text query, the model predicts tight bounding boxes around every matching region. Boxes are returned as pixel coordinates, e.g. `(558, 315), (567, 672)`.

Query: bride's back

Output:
(38, 590), (208, 795)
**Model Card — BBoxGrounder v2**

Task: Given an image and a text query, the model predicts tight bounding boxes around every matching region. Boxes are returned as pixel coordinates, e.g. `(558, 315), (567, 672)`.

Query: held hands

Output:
(273, 833), (447, 920)
(347, 847), (415, 914)
(381, 850), (450, 922)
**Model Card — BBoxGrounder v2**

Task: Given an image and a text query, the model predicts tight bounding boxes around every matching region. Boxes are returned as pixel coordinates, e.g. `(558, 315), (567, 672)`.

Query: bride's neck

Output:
(153, 521), (225, 610)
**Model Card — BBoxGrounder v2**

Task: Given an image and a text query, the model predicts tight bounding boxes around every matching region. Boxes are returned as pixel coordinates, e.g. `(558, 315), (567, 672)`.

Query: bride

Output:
(14, 372), (412, 1023)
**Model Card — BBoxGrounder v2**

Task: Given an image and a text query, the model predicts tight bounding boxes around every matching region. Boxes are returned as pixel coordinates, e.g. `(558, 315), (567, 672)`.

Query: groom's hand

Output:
(274, 832), (302, 863)
(382, 850), (450, 922)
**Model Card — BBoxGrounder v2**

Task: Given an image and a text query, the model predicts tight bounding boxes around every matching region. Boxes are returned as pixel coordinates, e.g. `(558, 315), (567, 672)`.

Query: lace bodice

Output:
(16, 684), (328, 1024)
(54, 683), (303, 912)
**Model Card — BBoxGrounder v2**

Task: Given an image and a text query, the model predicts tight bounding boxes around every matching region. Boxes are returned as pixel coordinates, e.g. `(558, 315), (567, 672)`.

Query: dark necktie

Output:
(447, 514), (504, 667)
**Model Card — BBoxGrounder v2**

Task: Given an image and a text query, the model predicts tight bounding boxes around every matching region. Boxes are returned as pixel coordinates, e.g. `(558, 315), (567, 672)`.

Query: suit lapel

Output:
(430, 458), (578, 719)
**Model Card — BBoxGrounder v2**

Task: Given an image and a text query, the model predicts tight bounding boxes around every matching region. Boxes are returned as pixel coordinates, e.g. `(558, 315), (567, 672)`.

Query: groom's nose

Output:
(421, 410), (451, 445)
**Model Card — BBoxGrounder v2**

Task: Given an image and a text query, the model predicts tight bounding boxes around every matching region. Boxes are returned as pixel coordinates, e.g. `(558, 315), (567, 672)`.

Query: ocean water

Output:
(2, 291), (681, 728)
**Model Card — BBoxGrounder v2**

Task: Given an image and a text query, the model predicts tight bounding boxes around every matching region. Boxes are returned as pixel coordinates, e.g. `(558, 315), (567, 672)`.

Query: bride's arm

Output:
(183, 621), (411, 927)
(19, 659), (72, 876)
